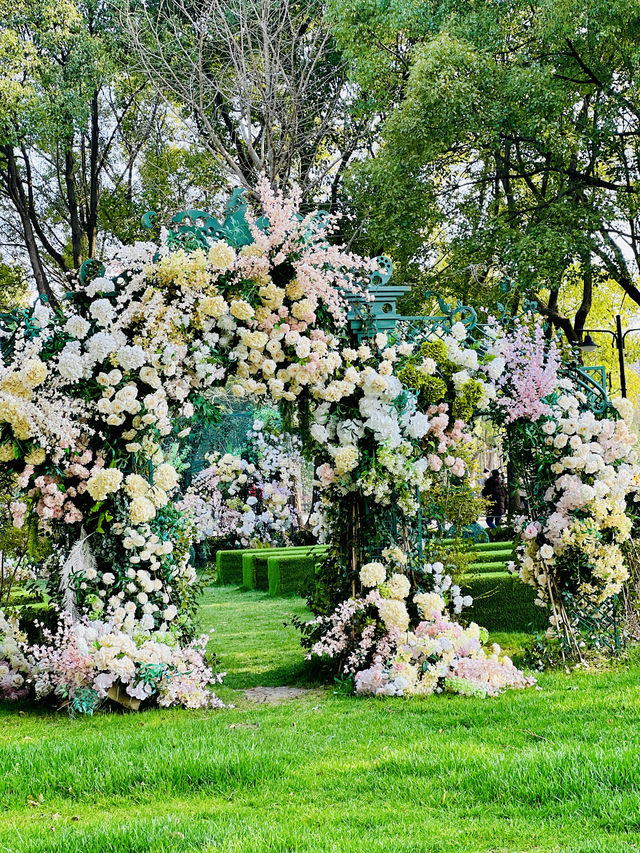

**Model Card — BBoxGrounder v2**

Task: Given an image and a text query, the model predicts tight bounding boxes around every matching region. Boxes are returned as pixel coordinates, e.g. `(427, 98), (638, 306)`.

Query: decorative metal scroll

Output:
(561, 364), (612, 415)
(143, 188), (269, 250)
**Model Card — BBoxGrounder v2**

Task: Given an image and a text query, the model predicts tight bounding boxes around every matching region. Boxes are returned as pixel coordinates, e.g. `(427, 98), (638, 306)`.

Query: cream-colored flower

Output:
(153, 463), (179, 492)
(0, 443), (14, 462)
(239, 243), (264, 258)
(200, 295), (228, 318)
(377, 598), (410, 632)
(22, 359), (48, 388)
(291, 298), (315, 321)
(414, 592), (445, 619)
(129, 496), (156, 525)
(258, 282), (285, 310)
(148, 486), (169, 508)
(286, 279), (304, 300)
(208, 241), (236, 271)
(385, 573), (411, 601)
(24, 447), (46, 466)
(359, 561), (387, 588)
(139, 366), (161, 389)
(332, 445), (359, 475)
(87, 468), (124, 501)
(230, 300), (254, 321)
(0, 373), (30, 399)
(124, 473), (149, 499)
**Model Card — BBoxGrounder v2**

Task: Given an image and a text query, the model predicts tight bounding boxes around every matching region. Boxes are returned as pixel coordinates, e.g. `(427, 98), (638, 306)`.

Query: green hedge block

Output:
(216, 551), (245, 586)
(218, 545), (324, 588)
(468, 560), (512, 575)
(242, 545), (329, 591)
(268, 549), (327, 597)
(472, 541), (515, 552)
(472, 549), (514, 562)
(461, 571), (549, 633)
(241, 552), (255, 590)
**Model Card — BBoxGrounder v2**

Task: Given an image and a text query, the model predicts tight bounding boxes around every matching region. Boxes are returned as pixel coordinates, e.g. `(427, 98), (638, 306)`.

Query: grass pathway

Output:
(198, 586), (312, 691)
(1, 586), (640, 852)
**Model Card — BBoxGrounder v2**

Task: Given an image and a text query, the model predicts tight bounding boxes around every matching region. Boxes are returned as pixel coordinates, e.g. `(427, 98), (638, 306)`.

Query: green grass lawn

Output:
(2, 586), (640, 853)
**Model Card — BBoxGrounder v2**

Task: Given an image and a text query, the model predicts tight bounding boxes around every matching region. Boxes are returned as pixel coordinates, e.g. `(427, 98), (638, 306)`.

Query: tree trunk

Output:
(64, 144), (84, 268)
(2, 145), (58, 305)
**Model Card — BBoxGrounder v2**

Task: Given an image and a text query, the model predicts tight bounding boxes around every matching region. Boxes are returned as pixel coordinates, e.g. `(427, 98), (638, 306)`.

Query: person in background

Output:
(482, 468), (506, 529)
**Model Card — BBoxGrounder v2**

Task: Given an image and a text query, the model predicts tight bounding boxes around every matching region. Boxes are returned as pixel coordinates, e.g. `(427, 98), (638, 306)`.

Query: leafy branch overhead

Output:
(330, 0), (640, 338)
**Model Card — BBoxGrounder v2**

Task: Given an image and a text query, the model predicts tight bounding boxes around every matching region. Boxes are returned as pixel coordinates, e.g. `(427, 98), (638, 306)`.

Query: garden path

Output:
(199, 585), (314, 692)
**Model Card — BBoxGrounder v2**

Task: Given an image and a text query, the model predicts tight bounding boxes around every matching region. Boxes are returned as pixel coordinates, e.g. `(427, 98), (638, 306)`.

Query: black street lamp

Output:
(578, 314), (640, 398)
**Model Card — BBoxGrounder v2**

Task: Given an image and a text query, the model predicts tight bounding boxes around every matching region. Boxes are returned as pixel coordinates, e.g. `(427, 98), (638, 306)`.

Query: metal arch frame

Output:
(347, 275), (611, 414)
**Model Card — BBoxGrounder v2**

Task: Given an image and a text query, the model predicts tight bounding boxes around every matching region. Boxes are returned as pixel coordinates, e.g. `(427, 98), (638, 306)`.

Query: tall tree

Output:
(119, 0), (372, 204)
(329, 0), (640, 339)
(0, 0), (212, 299)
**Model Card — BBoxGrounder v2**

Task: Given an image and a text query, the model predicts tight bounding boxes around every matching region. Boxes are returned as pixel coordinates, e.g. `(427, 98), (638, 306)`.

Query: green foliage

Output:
(330, 0), (640, 331)
(396, 365), (447, 402)
(2, 586), (640, 852)
(451, 379), (483, 422)
(0, 0), (225, 298)
(0, 263), (29, 312)
(421, 456), (487, 535)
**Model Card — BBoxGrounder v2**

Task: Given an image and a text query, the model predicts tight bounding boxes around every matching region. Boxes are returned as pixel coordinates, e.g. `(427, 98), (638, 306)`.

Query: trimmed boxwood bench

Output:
(267, 547), (328, 597)
(216, 545), (312, 586)
(244, 545), (329, 591)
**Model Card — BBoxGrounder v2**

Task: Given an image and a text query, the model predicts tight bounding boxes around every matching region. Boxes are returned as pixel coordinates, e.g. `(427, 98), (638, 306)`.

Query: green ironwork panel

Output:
(560, 364), (611, 415)
(563, 593), (622, 651)
(143, 188), (269, 250)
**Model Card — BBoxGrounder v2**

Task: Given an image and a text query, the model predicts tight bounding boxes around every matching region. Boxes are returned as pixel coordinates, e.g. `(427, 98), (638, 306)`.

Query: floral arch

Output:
(0, 181), (638, 711)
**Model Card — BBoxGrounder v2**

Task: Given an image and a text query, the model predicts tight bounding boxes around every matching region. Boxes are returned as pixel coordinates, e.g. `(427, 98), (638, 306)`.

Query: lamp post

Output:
(578, 314), (640, 398)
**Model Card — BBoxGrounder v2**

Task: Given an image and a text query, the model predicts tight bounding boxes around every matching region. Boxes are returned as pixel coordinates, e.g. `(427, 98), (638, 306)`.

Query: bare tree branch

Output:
(117, 0), (356, 199)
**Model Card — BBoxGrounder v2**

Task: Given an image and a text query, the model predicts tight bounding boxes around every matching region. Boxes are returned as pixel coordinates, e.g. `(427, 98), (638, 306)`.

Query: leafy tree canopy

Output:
(330, 0), (640, 338)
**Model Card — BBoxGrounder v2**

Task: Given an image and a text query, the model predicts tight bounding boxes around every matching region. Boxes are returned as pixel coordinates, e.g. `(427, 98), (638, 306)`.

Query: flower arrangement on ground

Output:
(0, 609), (224, 712)
(301, 553), (534, 697)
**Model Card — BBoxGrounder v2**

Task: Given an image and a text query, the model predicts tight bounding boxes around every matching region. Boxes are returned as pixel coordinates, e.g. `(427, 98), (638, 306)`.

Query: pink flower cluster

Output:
(0, 660), (28, 700)
(245, 177), (374, 326)
(495, 320), (561, 423)
(306, 590), (398, 671)
(14, 613), (226, 712)
(13, 448), (103, 527)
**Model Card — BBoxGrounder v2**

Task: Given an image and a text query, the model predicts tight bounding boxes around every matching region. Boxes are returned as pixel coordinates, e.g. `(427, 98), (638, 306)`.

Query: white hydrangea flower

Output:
(89, 298), (116, 327)
(117, 345), (147, 371)
(64, 314), (91, 339)
(450, 321), (468, 341)
(406, 412), (430, 439)
(360, 561), (387, 588)
(452, 369), (470, 391)
(86, 276), (115, 297)
(385, 573), (411, 600)
(58, 341), (85, 382)
(486, 356), (506, 381)
(85, 332), (117, 363)
(32, 303), (51, 329)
